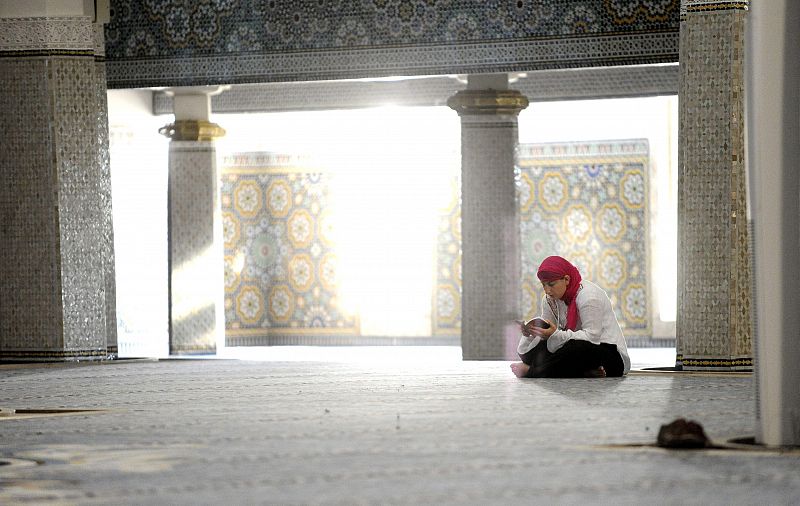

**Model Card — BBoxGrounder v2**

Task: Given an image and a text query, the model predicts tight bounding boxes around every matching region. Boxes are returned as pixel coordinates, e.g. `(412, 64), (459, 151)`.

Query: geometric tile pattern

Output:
(104, 0), (680, 87)
(0, 16), (113, 361)
(432, 177), (462, 337)
(433, 140), (651, 339)
(518, 140), (651, 337)
(221, 153), (359, 347)
(677, 5), (752, 371)
(53, 55), (108, 355)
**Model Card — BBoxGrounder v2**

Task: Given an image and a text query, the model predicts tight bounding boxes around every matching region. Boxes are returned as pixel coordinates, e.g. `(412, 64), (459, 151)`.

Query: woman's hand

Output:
(531, 319), (556, 340)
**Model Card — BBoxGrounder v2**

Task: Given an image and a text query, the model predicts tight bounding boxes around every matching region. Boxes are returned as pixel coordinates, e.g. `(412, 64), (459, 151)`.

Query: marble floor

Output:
(1, 347), (798, 505)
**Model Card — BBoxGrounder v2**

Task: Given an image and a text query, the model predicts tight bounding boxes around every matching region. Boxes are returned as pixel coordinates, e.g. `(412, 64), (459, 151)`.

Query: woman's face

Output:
(541, 275), (570, 300)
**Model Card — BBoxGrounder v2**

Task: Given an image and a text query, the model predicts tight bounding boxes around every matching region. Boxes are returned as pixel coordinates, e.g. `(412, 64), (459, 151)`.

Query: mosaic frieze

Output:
(106, 1), (679, 56)
(680, 1), (748, 17)
(104, 1), (679, 87)
(221, 155), (359, 345)
(0, 16), (94, 52)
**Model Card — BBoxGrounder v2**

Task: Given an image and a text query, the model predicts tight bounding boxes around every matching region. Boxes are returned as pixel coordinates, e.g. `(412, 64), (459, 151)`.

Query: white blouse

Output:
(517, 279), (631, 374)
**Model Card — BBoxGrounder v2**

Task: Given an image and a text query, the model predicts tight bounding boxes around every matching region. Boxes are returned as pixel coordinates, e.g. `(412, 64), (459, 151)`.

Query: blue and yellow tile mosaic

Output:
(221, 153), (359, 345)
(433, 139), (651, 337)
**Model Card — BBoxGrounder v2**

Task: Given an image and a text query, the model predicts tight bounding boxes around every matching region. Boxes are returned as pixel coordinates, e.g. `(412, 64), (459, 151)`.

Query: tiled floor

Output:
(1, 347), (798, 505)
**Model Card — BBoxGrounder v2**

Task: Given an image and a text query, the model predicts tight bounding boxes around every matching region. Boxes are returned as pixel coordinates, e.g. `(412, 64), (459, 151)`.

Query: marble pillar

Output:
(746, 0), (800, 446)
(676, 1), (752, 371)
(448, 74), (528, 360)
(0, 9), (114, 360)
(160, 89), (226, 355)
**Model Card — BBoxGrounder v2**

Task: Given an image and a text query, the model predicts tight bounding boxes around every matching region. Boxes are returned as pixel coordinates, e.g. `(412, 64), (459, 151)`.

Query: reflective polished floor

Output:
(1, 347), (798, 505)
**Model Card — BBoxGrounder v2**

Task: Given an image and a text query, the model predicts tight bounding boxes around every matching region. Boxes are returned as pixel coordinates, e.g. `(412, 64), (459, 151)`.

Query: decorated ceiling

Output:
(104, 0), (679, 88)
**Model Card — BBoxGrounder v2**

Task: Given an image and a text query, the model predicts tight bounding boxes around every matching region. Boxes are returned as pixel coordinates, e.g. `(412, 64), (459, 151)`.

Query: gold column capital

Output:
(159, 120), (226, 141)
(447, 89), (529, 116)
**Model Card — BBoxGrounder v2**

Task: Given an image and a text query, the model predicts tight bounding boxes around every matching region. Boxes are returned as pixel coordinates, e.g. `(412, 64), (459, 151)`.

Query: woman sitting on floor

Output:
(510, 255), (631, 378)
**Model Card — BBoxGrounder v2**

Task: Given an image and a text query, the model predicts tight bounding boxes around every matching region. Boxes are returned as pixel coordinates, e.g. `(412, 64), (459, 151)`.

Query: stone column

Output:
(159, 88), (227, 355)
(448, 74), (528, 360)
(746, 0), (800, 446)
(676, 1), (751, 371)
(0, 4), (113, 360)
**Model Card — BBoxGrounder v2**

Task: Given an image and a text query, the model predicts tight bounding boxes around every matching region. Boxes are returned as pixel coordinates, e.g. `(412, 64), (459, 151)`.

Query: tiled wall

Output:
(224, 139), (650, 347)
(433, 140), (652, 339)
(104, 0), (680, 87)
(518, 141), (651, 337)
(221, 154), (359, 346)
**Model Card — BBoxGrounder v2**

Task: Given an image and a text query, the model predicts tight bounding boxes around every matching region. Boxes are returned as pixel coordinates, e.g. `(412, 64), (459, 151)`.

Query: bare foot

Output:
(510, 362), (530, 378)
(583, 366), (607, 378)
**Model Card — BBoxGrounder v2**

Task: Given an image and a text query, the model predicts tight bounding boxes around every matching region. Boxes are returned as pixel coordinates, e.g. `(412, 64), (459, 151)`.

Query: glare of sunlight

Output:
(232, 250), (246, 274)
(324, 106), (458, 336)
(171, 244), (222, 324)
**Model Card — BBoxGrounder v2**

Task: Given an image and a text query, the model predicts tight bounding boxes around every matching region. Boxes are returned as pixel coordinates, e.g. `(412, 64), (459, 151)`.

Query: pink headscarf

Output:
(537, 256), (582, 330)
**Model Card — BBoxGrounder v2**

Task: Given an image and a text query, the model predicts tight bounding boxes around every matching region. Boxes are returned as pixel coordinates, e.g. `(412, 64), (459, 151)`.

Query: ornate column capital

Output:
(447, 89), (529, 117)
(159, 120), (226, 141)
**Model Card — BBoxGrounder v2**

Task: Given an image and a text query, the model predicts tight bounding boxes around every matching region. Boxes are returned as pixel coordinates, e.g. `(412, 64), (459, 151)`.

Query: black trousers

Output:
(519, 339), (624, 378)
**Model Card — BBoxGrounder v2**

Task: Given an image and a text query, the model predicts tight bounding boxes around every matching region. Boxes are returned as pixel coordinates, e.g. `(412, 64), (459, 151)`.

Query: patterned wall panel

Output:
(104, 0), (680, 88)
(432, 139), (651, 338)
(677, 2), (751, 370)
(519, 140), (651, 337)
(221, 153), (359, 346)
(433, 176), (462, 337)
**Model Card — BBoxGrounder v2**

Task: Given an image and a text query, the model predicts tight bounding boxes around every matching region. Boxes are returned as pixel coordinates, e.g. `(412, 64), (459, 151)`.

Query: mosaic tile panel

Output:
(433, 140), (652, 342)
(169, 143), (222, 355)
(518, 140), (651, 336)
(676, 7), (751, 371)
(433, 176), (462, 337)
(458, 115), (522, 360)
(104, 1), (679, 87)
(221, 153), (359, 346)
